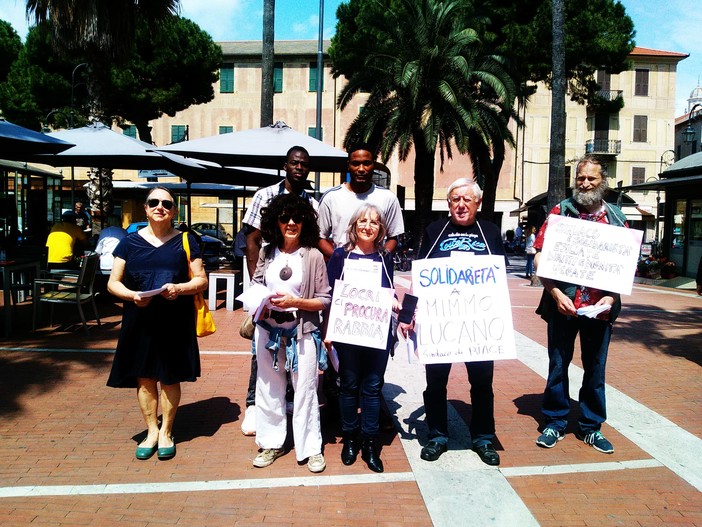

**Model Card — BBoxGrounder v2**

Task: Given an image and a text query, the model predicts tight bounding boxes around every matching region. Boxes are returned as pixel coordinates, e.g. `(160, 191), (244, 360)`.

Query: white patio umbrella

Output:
(156, 120), (349, 173)
(29, 122), (282, 186)
(0, 119), (75, 157)
(28, 122), (283, 227)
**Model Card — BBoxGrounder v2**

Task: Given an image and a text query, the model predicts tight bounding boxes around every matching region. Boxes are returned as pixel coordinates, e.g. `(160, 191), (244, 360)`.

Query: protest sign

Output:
(326, 279), (394, 350)
(342, 258), (382, 287)
(536, 214), (643, 295)
(411, 255), (516, 364)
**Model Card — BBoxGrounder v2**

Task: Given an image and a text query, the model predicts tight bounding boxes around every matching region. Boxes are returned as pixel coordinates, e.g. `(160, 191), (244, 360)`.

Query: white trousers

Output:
(254, 326), (322, 461)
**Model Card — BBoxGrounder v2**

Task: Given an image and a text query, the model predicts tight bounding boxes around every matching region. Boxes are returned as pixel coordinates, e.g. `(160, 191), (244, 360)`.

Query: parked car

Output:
(191, 222), (230, 243)
(126, 222), (226, 268)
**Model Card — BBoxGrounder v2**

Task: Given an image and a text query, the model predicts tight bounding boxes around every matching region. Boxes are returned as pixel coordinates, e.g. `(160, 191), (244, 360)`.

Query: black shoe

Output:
(420, 440), (447, 462)
(341, 437), (359, 466)
(361, 438), (384, 473)
(474, 443), (500, 466)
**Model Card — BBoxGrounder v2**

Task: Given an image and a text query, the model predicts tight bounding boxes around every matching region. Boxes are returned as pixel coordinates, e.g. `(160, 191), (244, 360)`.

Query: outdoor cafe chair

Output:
(32, 252), (101, 334)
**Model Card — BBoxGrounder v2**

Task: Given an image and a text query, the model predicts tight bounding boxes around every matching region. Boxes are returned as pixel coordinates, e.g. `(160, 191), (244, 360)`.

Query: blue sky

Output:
(1, 0), (699, 115)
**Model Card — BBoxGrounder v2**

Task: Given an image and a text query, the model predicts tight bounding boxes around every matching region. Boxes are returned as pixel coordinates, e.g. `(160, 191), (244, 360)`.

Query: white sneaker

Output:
(241, 405), (256, 436)
(253, 448), (284, 468)
(307, 453), (326, 473)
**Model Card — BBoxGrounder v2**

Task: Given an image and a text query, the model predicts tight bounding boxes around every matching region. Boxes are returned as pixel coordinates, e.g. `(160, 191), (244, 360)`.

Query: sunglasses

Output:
(147, 199), (174, 210)
(278, 214), (303, 224)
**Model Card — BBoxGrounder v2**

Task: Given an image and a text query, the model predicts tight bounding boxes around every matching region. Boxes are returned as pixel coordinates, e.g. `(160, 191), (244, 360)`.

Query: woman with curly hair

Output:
(250, 193), (331, 473)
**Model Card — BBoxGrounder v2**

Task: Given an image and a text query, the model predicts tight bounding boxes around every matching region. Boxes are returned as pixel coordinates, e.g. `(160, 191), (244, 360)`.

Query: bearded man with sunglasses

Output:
(239, 146), (318, 436)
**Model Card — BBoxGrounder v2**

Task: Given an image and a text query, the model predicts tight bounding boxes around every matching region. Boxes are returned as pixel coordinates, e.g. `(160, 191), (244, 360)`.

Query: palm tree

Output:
(547, 0), (566, 211)
(261, 0), (275, 126)
(337, 0), (515, 241)
(26, 0), (181, 59)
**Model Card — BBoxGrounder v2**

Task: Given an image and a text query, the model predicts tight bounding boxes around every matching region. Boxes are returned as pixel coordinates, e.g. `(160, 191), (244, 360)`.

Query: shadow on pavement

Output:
(130, 396), (240, 445)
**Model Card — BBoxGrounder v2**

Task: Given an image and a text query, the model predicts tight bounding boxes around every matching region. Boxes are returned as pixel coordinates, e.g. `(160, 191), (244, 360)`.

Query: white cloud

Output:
(292, 15), (320, 39)
(180, 0), (260, 40)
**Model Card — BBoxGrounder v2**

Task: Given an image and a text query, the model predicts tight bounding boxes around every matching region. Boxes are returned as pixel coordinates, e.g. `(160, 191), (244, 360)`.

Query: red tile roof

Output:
(630, 46), (689, 59)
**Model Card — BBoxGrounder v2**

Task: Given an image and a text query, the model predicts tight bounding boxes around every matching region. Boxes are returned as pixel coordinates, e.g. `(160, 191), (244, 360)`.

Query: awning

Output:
(621, 174), (702, 191)
(622, 206), (655, 221)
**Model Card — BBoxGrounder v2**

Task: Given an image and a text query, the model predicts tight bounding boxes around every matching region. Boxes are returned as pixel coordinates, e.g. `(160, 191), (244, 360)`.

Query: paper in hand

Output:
(139, 285), (167, 298)
(576, 304), (611, 318)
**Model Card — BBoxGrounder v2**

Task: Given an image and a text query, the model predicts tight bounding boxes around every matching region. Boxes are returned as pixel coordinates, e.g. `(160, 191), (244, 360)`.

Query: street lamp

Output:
(659, 149), (675, 174)
(42, 109), (67, 132)
(70, 62), (88, 129)
(642, 176), (662, 255)
(682, 102), (702, 148)
(314, 0), (324, 200)
(69, 62), (87, 206)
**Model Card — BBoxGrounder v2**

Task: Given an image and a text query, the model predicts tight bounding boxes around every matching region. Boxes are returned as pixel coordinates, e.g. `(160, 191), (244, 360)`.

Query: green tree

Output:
(98, 16), (222, 144)
(0, 22), (80, 129)
(331, 0), (635, 228)
(0, 20), (22, 85)
(331, 0), (515, 240)
(26, 0), (181, 60)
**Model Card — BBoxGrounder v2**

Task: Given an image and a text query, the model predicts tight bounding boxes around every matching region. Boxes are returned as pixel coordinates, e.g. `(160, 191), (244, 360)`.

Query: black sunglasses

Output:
(278, 214), (303, 224)
(147, 199), (174, 210)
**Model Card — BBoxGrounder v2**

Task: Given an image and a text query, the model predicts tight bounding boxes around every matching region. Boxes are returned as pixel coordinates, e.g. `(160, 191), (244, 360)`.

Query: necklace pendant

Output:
(279, 265), (292, 281)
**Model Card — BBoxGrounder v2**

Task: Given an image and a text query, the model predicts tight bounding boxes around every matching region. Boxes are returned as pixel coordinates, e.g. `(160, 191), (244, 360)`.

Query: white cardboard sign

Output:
(536, 214), (643, 295)
(411, 255), (516, 364)
(326, 279), (394, 350)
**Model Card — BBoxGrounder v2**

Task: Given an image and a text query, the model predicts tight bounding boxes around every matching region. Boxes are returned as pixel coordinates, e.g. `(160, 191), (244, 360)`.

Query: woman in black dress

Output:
(107, 187), (207, 460)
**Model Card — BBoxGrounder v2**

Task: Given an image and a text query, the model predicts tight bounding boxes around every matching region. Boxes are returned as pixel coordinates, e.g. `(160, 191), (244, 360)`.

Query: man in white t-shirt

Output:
(317, 143), (405, 429)
(318, 144), (404, 258)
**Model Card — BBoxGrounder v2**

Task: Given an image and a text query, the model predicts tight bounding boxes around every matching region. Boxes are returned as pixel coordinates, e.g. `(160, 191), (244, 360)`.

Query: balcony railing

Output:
(585, 139), (621, 155)
(595, 89), (623, 101)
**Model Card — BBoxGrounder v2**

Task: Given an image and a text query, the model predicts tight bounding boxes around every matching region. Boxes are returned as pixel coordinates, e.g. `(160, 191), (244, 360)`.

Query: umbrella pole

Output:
(187, 180), (192, 226)
(70, 166), (75, 206)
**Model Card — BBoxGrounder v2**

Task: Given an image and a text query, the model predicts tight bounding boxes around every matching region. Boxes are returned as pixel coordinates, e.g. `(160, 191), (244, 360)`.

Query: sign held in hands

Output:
(536, 215), (642, 295)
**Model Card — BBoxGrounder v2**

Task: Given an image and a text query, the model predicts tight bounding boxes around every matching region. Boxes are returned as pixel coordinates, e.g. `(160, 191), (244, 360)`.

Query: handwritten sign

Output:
(411, 255), (516, 364)
(536, 214), (643, 295)
(342, 258), (382, 287)
(326, 279), (394, 350)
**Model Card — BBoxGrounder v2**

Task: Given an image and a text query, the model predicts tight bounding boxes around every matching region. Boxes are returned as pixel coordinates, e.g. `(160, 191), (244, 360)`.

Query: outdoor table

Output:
(208, 270), (240, 311)
(0, 257), (41, 336)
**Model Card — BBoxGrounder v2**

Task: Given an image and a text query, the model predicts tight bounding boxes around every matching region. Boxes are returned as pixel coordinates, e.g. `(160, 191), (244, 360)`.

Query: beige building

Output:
(139, 43), (686, 239)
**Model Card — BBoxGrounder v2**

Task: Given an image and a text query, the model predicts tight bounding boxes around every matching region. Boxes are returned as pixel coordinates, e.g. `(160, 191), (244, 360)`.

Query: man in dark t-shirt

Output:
(406, 177), (505, 466)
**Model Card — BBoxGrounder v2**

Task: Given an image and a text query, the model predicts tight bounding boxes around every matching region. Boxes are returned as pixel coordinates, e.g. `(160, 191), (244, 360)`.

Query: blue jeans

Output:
(423, 361), (495, 448)
(335, 342), (390, 437)
(525, 254), (535, 277)
(542, 312), (612, 433)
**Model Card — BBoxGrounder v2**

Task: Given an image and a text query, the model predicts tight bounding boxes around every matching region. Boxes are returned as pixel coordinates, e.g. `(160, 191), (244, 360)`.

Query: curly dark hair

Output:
(260, 193), (319, 249)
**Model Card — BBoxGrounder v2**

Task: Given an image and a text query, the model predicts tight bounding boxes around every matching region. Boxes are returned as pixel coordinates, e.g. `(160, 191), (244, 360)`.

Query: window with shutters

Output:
(633, 115), (648, 142)
(220, 63), (234, 93)
(634, 69), (649, 96)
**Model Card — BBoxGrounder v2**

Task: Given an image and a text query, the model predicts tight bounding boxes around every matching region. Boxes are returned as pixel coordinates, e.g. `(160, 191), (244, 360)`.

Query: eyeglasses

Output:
(278, 214), (303, 224)
(287, 159), (309, 168)
(449, 195), (474, 205)
(147, 199), (174, 210)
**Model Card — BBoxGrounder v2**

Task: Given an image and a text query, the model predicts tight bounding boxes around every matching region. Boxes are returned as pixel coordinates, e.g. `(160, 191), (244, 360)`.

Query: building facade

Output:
(138, 43), (686, 242)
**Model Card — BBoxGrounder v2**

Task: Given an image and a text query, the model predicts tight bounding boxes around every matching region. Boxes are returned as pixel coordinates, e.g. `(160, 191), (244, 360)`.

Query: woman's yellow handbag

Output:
(182, 233), (216, 337)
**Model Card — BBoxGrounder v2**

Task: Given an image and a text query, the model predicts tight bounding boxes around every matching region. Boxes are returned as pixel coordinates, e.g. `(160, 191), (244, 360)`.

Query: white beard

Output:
(573, 184), (607, 208)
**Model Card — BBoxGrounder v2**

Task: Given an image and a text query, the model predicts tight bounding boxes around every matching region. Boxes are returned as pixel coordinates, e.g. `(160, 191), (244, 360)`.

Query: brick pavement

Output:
(0, 267), (700, 526)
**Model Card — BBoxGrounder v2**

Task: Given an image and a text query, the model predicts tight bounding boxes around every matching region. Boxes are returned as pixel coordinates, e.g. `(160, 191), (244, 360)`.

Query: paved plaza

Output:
(1, 258), (701, 526)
